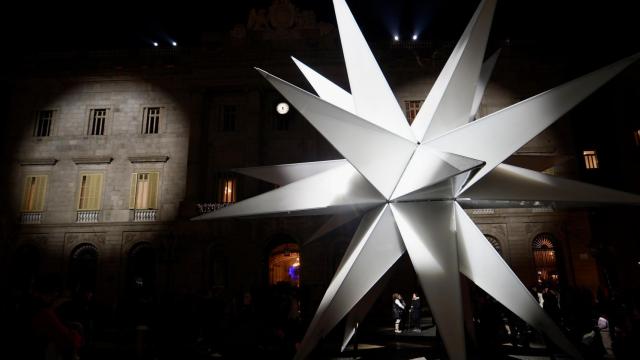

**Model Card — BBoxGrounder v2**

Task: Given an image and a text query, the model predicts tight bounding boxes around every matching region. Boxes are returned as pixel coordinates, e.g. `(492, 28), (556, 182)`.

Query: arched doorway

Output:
(69, 243), (98, 293)
(12, 244), (40, 293)
(484, 234), (502, 256)
(268, 242), (301, 287)
(532, 233), (560, 286)
(126, 242), (157, 302)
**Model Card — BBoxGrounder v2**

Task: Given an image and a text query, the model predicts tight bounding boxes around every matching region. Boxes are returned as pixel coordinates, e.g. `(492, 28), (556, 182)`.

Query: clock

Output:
(276, 102), (290, 115)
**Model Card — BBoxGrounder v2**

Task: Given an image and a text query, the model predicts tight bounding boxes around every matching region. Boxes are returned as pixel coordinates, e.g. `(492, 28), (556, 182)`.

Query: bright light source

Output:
(171, 41), (177, 47)
(412, 34), (418, 41)
(393, 35), (399, 41)
(152, 42), (158, 47)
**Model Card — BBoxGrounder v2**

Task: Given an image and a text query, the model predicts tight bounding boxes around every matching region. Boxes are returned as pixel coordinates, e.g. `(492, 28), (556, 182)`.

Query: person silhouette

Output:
(392, 293), (406, 333)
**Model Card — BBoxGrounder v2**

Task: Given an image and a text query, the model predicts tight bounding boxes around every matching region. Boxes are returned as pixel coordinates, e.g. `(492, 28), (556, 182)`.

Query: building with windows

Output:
(1, 0), (639, 345)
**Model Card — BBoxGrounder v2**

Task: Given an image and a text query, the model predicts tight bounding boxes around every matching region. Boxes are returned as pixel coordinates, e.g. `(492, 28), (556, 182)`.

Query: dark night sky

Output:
(3, 0), (638, 57)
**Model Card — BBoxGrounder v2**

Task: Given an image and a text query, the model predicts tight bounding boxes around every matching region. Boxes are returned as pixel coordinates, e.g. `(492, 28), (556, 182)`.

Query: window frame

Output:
(129, 171), (161, 210)
(76, 172), (105, 211)
(141, 106), (163, 135)
(33, 110), (55, 137)
(21, 174), (48, 212)
(86, 107), (111, 136)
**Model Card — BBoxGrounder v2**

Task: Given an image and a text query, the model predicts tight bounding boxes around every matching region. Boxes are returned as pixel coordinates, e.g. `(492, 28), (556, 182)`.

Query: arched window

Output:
(127, 242), (157, 300)
(269, 242), (301, 287)
(484, 235), (502, 255)
(69, 243), (98, 293)
(12, 244), (40, 292)
(532, 233), (559, 286)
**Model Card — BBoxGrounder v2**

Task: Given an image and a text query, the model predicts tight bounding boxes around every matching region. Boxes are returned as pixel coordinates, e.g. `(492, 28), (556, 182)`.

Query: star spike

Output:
(428, 52), (640, 193)
(333, 0), (416, 142)
(291, 56), (355, 114)
(391, 201), (466, 360)
(256, 67), (416, 199)
(193, 161), (382, 220)
(455, 203), (582, 359)
(412, 0), (497, 142)
(295, 204), (406, 360)
(461, 163), (640, 204)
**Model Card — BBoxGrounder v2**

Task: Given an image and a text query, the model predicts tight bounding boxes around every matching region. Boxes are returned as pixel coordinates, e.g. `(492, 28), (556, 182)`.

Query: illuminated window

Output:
(583, 150), (598, 169)
(77, 173), (104, 210)
(143, 107), (161, 134)
(217, 175), (236, 203)
(129, 172), (159, 209)
(221, 105), (237, 132)
(532, 233), (559, 286)
(269, 243), (301, 287)
(34, 110), (53, 137)
(22, 175), (47, 212)
(634, 129), (640, 145)
(88, 108), (107, 135)
(404, 100), (423, 124)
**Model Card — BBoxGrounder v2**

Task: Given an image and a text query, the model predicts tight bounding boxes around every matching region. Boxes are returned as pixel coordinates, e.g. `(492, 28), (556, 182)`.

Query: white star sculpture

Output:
(195, 0), (639, 358)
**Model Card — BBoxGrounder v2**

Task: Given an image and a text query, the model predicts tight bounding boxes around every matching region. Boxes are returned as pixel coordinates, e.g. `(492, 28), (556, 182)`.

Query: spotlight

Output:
(152, 42), (158, 47)
(412, 34), (418, 41)
(171, 41), (177, 47)
(393, 35), (399, 41)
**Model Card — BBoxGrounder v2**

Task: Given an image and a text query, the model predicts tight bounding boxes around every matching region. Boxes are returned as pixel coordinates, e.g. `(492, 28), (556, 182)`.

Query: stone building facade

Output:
(3, 1), (635, 324)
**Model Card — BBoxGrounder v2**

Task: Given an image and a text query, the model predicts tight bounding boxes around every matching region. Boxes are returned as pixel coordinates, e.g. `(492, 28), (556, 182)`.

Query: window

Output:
(129, 172), (159, 209)
(77, 173), (104, 210)
(404, 100), (423, 124)
(143, 107), (161, 134)
(221, 105), (237, 132)
(217, 175), (236, 203)
(583, 150), (599, 169)
(22, 175), (47, 212)
(634, 129), (640, 146)
(34, 110), (53, 137)
(88, 108), (107, 135)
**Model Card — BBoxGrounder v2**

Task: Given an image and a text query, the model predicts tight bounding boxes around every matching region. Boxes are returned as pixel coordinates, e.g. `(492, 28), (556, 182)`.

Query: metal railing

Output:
(76, 210), (100, 223)
(196, 203), (232, 214)
(20, 212), (43, 224)
(132, 209), (158, 222)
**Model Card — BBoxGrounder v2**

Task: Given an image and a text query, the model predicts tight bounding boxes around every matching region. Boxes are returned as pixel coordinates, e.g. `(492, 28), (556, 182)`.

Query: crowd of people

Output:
(5, 274), (640, 359)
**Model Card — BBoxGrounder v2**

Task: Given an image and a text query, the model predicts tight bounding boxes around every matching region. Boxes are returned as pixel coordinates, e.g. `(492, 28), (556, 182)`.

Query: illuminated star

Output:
(195, 0), (639, 358)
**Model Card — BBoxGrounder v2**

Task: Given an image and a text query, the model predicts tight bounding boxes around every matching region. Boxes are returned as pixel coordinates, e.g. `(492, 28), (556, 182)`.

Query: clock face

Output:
(276, 102), (290, 115)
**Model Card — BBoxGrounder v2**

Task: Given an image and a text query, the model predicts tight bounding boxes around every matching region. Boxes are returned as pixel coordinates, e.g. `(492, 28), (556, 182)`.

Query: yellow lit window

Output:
(404, 100), (423, 124)
(129, 172), (159, 209)
(77, 173), (104, 210)
(218, 176), (236, 203)
(22, 175), (48, 212)
(583, 150), (598, 169)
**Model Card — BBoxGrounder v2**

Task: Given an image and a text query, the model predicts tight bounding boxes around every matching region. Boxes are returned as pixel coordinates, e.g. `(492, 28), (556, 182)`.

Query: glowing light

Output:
(393, 35), (399, 41)
(412, 34), (418, 41)
(171, 41), (177, 47)
(152, 42), (158, 47)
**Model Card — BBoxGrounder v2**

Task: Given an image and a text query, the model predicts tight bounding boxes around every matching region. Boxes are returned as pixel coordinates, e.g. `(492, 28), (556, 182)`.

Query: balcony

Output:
(20, 212), (43, 224)
(132, 209), (158, 222)
(76, 210), (100, 223)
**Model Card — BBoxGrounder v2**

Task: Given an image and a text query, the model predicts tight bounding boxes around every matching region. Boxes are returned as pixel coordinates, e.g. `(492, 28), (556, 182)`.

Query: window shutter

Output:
(148, 172), (159, 209)
(129, 173), (137, 209)
(22, 177), (34, 211)
(93, 174), (104, 210)
(34, 176), (47, 211)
